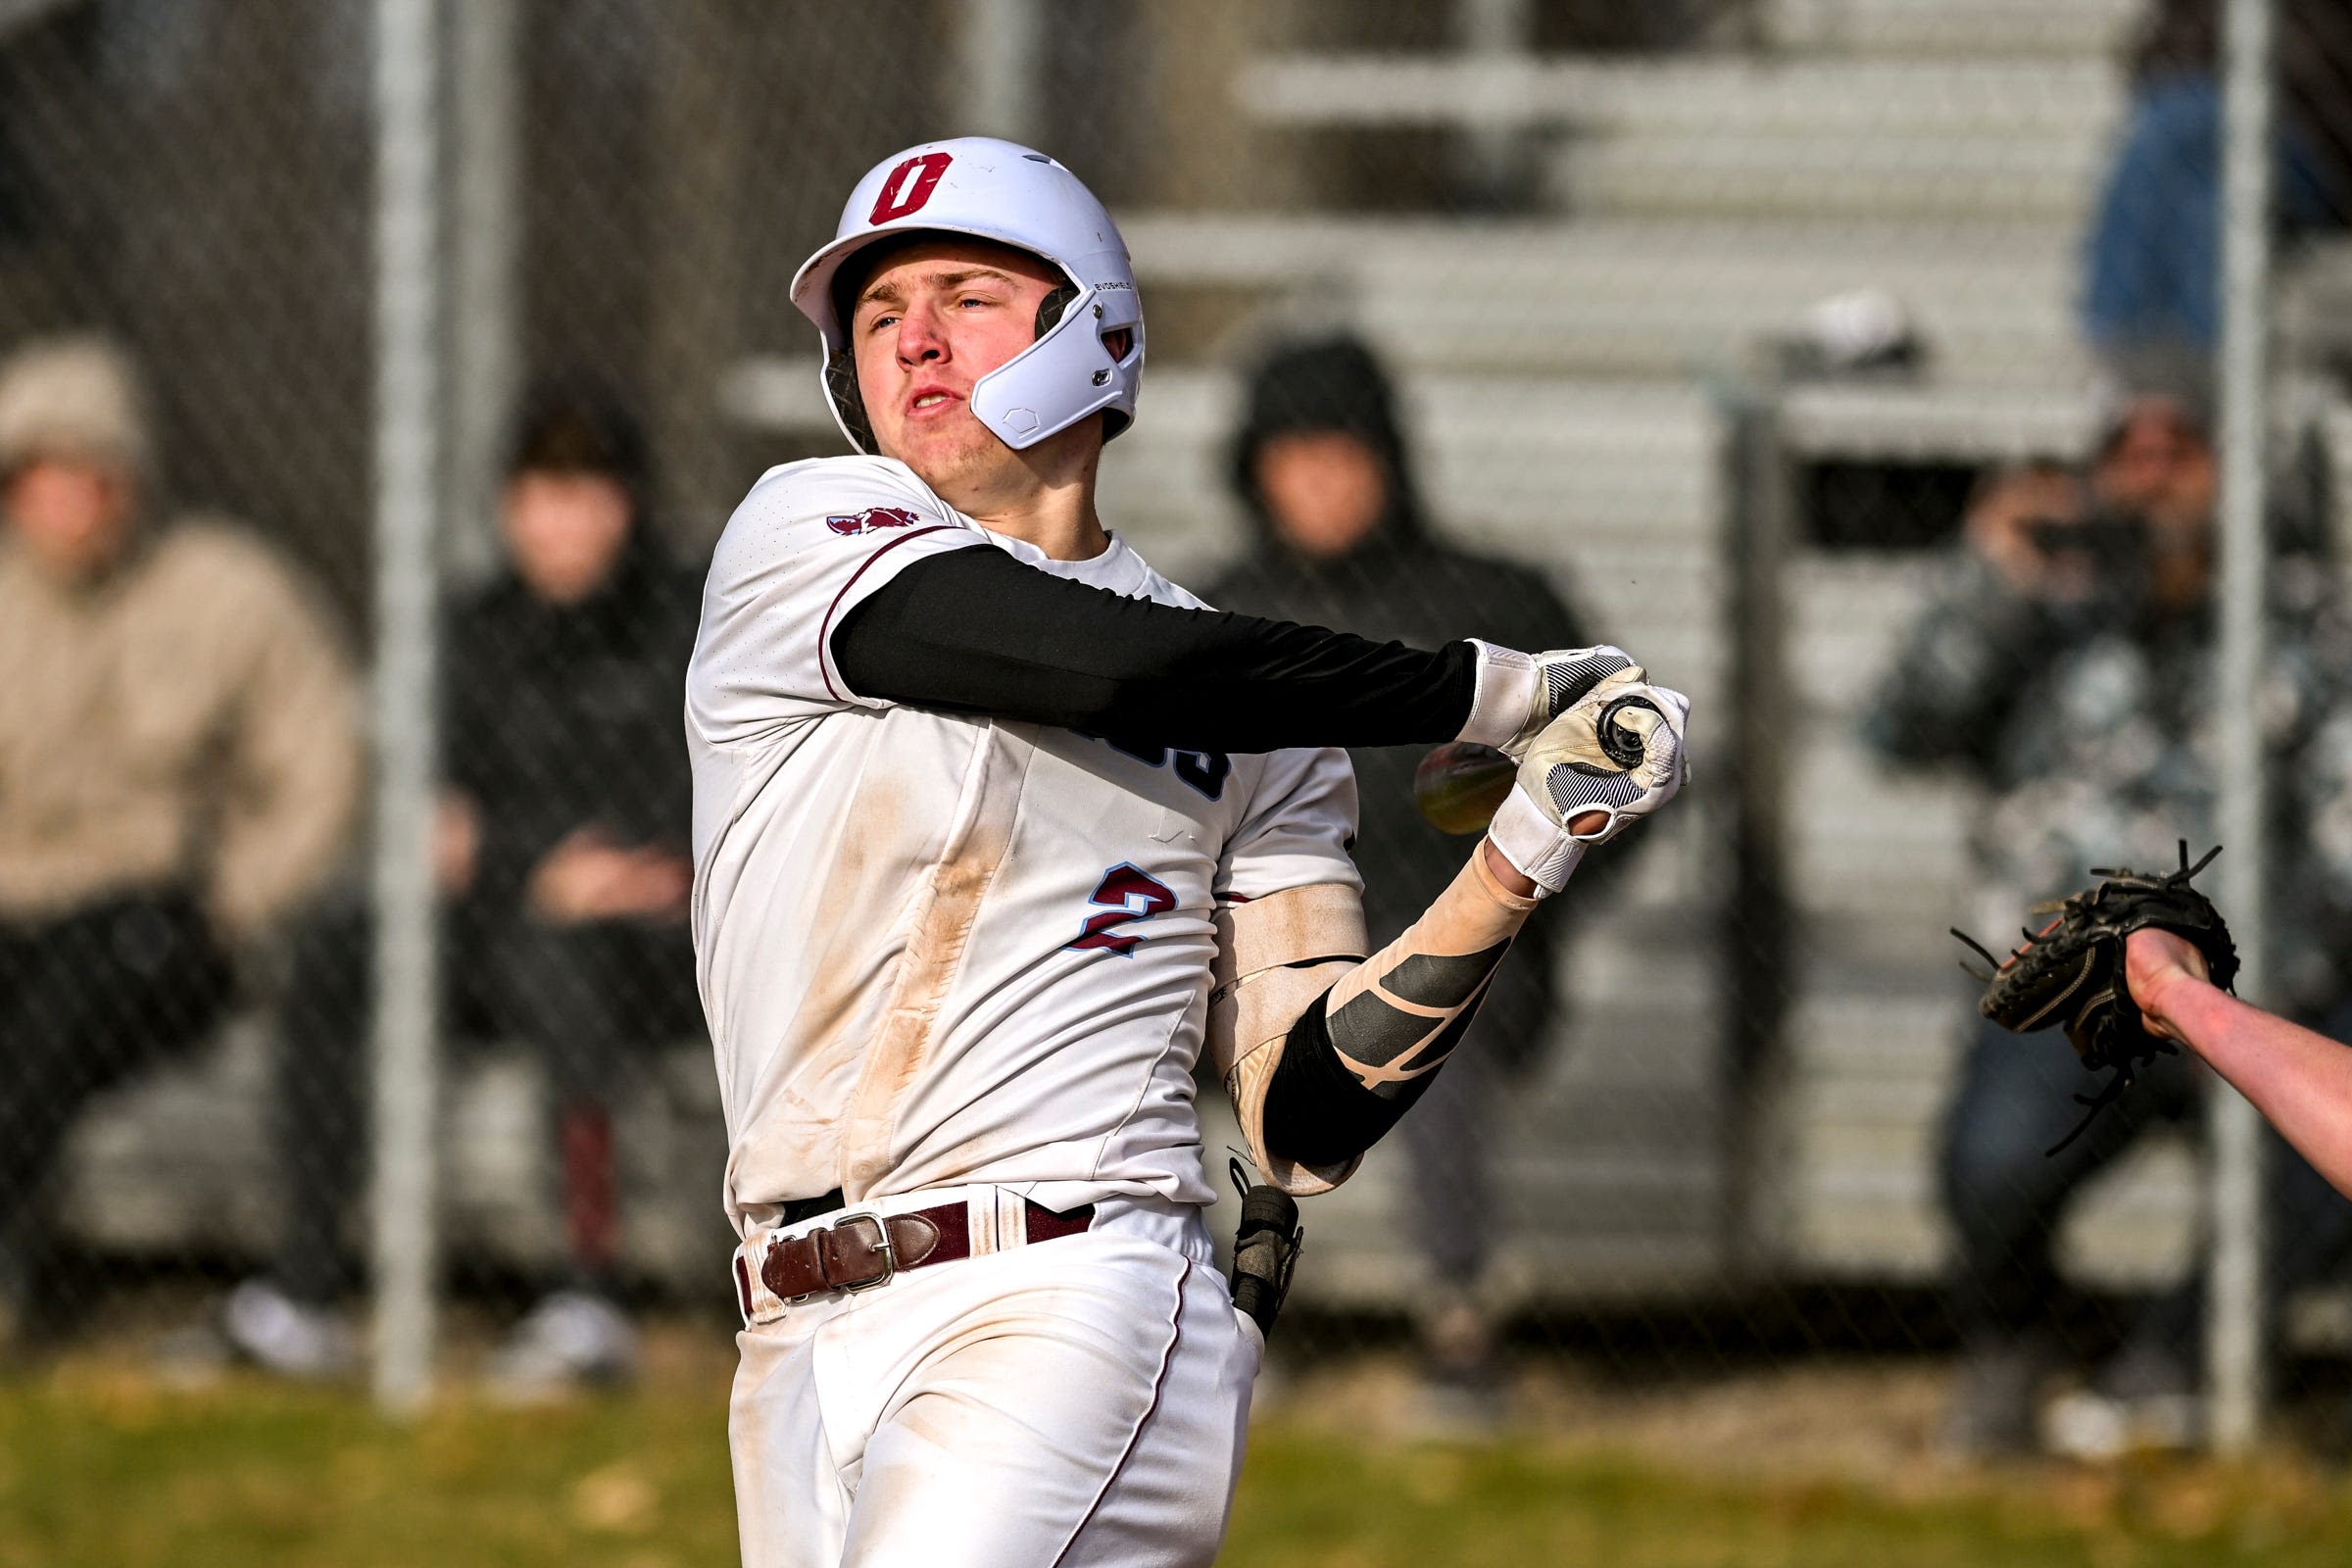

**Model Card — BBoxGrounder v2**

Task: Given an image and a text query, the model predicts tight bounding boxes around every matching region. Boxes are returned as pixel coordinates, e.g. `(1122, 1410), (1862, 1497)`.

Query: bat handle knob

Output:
(1597, 695), (1658, 769)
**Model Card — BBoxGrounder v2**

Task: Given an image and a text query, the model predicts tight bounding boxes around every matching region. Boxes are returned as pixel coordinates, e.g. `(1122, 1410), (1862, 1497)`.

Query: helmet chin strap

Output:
(828, 280), (1082, 457)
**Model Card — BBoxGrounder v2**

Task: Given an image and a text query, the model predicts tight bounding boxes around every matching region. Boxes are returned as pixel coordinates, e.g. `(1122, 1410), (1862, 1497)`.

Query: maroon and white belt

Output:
(734, 1185), (1096, 1326)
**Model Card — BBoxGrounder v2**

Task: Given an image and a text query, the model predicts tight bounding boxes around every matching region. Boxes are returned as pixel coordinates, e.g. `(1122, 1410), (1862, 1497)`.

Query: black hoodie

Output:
(442, 519), (702, 910)
(1206, 335), (1598, 1066)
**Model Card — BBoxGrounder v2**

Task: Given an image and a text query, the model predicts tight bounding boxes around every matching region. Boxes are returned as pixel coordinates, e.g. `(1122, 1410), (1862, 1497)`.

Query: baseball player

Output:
(687, 138), (1691, 1567)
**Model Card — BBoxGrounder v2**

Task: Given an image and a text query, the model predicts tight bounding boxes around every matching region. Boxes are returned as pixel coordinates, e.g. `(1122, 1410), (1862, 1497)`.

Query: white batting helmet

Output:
(789, 137), (1144, 455)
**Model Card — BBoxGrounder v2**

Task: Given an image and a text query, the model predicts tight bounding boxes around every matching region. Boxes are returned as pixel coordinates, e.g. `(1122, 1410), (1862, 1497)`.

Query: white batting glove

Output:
(1458, 641), (1643, 757)
(1485, 669), (1691, 895)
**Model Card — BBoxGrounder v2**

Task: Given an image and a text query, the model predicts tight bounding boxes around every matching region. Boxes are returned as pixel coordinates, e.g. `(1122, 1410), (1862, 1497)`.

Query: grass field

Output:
(8, 1355), (2352, 1568)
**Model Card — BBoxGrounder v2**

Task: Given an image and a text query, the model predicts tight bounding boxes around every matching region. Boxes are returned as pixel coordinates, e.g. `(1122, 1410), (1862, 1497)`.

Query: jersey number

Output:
(1067, 864), (1177, 956)
(1083, 734), (1232, 802)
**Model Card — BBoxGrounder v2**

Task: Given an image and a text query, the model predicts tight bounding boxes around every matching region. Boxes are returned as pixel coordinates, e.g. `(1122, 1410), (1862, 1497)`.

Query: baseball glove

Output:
(1953, 842), (2238, 1154)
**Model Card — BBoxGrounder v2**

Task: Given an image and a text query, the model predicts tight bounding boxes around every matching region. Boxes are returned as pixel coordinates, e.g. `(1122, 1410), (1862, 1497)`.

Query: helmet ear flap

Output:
(824, 350), (875, 453)
(1034, 283), (1080, 339)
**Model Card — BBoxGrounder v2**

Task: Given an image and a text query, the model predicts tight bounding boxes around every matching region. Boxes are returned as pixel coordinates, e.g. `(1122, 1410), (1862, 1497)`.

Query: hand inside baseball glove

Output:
(1954, 842), (2238, 1155)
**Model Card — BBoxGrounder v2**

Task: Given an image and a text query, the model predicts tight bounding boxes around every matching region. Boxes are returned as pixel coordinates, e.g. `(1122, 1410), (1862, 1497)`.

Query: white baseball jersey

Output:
(687, 455), (1359, 1235)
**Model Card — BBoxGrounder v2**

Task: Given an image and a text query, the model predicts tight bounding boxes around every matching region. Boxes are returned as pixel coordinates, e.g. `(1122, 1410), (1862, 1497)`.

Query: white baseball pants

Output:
(728, 1191), (1262, 1568)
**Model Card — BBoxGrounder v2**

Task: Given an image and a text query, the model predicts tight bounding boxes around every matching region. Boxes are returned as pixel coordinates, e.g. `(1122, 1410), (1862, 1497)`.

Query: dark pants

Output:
(1394, 953), (1553, 1290)
(0, 892), (230, 1304)
(272, 893), (701, 1305)
(1398, 1038), (1497, 1284)
(1940, 1010), (2352, 1366)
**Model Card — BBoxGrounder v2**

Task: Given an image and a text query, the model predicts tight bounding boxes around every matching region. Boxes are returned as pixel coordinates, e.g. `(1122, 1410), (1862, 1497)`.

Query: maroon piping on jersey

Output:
(817, 524), (962, 701)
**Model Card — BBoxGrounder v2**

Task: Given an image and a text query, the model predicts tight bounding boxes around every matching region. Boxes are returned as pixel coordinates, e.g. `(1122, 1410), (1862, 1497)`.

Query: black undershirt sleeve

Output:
(829, 544), (1479, 753)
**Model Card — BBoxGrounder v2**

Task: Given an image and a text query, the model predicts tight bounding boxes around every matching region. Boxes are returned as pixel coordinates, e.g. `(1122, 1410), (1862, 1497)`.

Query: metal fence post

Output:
(369, 0), (446, 1416)
(2210, 0), (2277, 1456)
(1719, 380), (1794, 1278)
(1456, 0), (1536, 198)
(445, 0), (519, 581)
(959, 0), (1042, 145)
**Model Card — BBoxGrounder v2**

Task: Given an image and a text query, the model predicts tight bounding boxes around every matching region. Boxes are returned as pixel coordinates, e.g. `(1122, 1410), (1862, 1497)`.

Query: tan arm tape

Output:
(1208, 883), (1368, 1196)
(1324, 847), (1539, 1019)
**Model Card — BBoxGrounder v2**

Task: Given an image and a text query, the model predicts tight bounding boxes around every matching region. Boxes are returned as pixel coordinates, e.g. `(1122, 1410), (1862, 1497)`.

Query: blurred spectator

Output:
(0, 335), (359, 1354)
(224, 382), (704, 1394)
(1864, 363), (2352, 1456)
(1206, 334), (1600, 1426)
(2081, 0), (2352, 363)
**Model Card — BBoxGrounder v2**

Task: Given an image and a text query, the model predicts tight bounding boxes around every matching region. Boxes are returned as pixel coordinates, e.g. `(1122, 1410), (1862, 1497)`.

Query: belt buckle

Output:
(823, 1211), (897, 1294)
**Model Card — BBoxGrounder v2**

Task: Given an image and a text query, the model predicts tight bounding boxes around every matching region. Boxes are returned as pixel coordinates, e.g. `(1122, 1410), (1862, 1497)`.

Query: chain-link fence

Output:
(7, 0), (2352, 1481)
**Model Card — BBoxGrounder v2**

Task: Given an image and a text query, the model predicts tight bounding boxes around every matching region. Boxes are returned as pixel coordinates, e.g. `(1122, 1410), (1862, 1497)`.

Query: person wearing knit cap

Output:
(0, 334), (361, 1354)
(1206, 333), (1613, 1427)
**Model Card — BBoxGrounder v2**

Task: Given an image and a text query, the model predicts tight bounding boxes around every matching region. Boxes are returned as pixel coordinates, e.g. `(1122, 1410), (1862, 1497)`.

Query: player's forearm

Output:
(2157, 978), (2352, 1200)
(831, 545), (1483, 750)
(1258, 848), (1539, 1168)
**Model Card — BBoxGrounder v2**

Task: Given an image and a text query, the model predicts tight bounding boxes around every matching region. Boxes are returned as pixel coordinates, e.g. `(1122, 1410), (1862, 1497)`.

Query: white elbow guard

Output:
(1206, 884), (1368, 1197)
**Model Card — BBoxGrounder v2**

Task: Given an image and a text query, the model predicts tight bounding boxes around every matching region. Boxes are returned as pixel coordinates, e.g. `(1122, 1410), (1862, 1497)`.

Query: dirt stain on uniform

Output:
(839, 723), (1036, 1198)
(784, 784), (906, 1104)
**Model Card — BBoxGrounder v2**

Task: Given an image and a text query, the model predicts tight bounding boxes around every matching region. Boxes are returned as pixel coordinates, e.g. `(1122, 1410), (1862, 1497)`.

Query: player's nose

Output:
(894, 305), (949, 367)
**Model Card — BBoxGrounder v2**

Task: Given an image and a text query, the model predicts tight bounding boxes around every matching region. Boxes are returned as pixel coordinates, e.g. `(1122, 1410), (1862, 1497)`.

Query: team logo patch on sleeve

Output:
(825, 506), (924, 536)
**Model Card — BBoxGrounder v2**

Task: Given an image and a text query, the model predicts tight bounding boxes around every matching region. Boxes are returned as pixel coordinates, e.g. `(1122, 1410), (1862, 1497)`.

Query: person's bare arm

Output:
(2130, 928), (2352, 1199)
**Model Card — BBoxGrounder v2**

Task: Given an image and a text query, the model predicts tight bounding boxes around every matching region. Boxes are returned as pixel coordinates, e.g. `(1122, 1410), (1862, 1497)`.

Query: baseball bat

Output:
(1411, 698), (1658, 834)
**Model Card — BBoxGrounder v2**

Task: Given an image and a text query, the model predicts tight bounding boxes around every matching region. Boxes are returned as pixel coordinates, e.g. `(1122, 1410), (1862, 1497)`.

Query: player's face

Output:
(848, 238), (1069, 490)
(3, 455), (134, 582)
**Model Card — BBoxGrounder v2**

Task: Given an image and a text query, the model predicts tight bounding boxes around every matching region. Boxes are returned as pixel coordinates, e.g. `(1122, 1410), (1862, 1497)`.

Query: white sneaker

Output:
(485, 1290), (639, 1400)
(2043, 1389), (2202, 1459)
(221, 1279), (357, 1381)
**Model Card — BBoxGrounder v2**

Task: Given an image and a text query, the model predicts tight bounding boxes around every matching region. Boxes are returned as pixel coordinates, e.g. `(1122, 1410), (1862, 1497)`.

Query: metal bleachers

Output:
(1764, 0), (2145, 61)
(65, 1023), (734, 1293)
(1237, 54), (2119, 220)
(1119, 214), (2087, 386)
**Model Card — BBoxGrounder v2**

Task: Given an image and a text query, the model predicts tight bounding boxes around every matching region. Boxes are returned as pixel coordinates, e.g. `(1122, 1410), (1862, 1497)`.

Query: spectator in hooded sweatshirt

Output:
(223, 381), (705, 1396)
(0, 335), (360, 1353)
(1205, 333), (1603, 1425)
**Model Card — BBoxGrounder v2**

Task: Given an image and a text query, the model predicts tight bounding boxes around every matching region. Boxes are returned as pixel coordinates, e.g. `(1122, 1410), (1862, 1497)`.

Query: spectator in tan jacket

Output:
(0, 335), (360, 1350)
